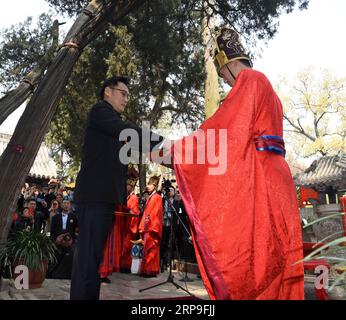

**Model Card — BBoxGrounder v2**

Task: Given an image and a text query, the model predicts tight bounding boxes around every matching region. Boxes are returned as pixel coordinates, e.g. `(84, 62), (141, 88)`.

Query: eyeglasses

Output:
(110, 87), (130, 99)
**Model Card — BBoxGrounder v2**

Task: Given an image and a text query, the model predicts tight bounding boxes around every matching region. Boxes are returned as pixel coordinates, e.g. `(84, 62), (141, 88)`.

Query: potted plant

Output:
(0, 230), (57, 289)
(300, 208), (346, 300)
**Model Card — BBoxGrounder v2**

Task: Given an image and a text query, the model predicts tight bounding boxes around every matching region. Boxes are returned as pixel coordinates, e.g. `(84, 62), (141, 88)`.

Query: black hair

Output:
(100, 76), (130, 100)
(240, 59), (252, 68)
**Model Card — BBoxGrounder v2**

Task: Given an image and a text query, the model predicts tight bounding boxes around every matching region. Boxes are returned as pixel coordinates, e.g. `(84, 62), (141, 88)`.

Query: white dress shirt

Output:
(62, 212), (68, 230)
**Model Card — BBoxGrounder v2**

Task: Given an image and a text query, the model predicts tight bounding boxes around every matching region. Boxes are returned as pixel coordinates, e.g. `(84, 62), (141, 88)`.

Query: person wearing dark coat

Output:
(70, 76), (164, 300)
(48, 199), (78, 279)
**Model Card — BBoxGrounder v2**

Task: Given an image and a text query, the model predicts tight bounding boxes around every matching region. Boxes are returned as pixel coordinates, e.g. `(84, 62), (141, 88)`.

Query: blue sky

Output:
(0, 0), (345, 134)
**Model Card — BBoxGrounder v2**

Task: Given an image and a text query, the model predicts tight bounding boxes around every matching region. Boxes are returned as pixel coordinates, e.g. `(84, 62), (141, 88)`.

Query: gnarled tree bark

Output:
(0, 0), (145, 243)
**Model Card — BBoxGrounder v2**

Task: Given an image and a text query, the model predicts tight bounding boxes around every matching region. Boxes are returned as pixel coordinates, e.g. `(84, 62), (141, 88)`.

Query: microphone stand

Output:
(179, 232), (194, 283)
(139, 193), (194, 296)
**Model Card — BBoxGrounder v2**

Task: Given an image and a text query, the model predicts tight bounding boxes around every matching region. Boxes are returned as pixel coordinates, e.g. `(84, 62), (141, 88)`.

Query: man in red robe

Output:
(120, 174), (140, 273)
(138, 176), (163, 277)
(112, 211), (127, 273)
(165, 27), (304, 299)
(99, 221), (115, 282)
(99, 168), (139, 281)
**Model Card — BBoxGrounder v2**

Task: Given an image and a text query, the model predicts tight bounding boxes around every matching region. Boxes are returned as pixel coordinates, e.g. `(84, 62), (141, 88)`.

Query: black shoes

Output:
(100, 277), (111, 283)
(119, 268), (131, 274)
(142, 274), (157, 278)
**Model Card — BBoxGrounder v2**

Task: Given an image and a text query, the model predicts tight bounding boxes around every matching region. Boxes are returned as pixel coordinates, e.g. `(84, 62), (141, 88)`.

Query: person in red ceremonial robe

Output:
(120, 173), (141, 273)
(138, 176), (163, 277)
(112, 208), (127, 273)
(99, 220), (115, 283)
(99, 168), (139, 282)
(161, 27), (304, 299)
(99, 206), (127, 282)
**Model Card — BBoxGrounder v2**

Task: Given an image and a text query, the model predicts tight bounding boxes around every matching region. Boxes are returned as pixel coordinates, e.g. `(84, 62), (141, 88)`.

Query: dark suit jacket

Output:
(50, 212), (78, 242)
(74, 100), (163, 204)
(172, 200), (189, 237)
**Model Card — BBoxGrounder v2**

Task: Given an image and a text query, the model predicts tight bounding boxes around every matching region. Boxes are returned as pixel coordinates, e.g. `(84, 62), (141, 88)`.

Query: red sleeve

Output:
(127, 194), (140, 215)
(127, 194), (140, 234)
(148, 194), (163, 236)
(139, 194), (162, 237)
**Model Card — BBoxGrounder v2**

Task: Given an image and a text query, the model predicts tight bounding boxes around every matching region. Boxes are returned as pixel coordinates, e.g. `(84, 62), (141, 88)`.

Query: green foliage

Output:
(121, 0), (206, 127)
(213, 0), (308, 39)
(106, 26), (139, 78)
(299, 214), (346, 298)
(45, 0), (309, 42)
(302, 212), (345, 229)
(45, 0), (88, 16)
(46, 4), (207, 177)
(1, 230), (57, 271)
(45, 28), (121, 177)
(301, 215), (315, 227)
(0, 0), (310, 178)
(0, 13), (56, 92)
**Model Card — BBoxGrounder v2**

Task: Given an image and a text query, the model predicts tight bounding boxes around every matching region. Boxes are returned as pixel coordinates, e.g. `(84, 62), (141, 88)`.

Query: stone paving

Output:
(0, 271), (344, 300)
(0, 270), (209, 300)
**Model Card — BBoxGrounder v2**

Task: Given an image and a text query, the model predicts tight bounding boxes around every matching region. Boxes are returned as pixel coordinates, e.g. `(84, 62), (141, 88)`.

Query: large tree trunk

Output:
(203, 2), (220, 119)
(0, 20), (61, 126)
(0, 85), (33, 125)
(0, 0), (145, 243)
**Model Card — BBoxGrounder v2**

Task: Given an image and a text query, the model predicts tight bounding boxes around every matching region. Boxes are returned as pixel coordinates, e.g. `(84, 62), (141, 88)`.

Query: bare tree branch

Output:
(284, 114), (316, 141)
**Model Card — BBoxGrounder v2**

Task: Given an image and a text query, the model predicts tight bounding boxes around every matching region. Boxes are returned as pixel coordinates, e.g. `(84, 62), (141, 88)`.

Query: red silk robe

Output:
(112, 215), (128, 272)
(120, 192), (140, 271)
(99, 219), (115, 278)
(173, 69), (304, 300)
(139, 191), (163, 276)
(99, 207), (129, 277)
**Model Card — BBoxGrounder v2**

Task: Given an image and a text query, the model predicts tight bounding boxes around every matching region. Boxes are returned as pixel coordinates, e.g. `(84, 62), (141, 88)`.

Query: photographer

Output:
(160, 180), (175, 272)
(35, 188), (50, 233)
(172, 192), (195, 263)
(48, 199), (78, 279)
(13, 207), (34, 232)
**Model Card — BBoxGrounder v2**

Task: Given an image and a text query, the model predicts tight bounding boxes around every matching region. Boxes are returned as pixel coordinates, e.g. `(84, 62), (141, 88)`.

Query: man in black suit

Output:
(50, 200), (78, 243)
(70, 76), (164, 300)
(48, 199), (78, 279)
(172, 192), (195, 262)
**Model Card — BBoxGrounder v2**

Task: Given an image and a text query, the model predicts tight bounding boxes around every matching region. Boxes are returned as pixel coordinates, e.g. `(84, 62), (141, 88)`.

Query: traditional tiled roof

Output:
(295, 152), (346, 189)
(336, 152), (346, 169)
(0, 132), (57, 179)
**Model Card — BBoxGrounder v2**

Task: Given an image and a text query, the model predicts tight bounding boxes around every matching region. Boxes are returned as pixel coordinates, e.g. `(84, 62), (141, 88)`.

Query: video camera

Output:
(62, 233), (72, 242)
(161, 178), (175, 195)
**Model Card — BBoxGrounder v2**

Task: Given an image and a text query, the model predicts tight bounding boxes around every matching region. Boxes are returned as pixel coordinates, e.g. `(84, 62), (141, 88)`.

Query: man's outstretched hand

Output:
(146, 139), (174, 169)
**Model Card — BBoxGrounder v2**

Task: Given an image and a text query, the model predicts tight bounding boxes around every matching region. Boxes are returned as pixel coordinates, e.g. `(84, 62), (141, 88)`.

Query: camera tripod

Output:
(139, 194), (194, 296)
(179, 235), (194, 283)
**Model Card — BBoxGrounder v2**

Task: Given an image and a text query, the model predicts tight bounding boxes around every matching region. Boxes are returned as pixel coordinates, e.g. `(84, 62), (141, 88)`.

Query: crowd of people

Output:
(94, 174), (196, 283)
(13, 183), (75, 234)
(5, 26), (306, 300)
(8, 177), (195, 282)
